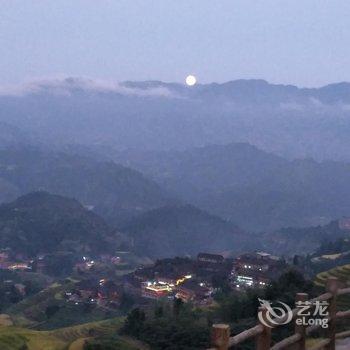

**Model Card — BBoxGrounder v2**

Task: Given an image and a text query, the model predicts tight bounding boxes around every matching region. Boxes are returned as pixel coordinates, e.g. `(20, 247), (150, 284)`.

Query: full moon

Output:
(185, 75), (197, 86)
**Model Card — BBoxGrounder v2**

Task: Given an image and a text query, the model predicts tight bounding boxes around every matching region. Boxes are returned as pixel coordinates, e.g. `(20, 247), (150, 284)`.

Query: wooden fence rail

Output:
(209, 277), (350, 350)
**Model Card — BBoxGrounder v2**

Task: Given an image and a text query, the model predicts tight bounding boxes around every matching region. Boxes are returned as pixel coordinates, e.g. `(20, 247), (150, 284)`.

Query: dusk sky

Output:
(1, 0), (349, 87)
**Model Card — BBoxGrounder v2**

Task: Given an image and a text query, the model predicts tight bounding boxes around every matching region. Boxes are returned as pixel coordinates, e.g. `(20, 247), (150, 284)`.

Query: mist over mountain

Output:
(122, 204), (247, 258)
(3, 3), (350, 348)
(2, 78), (350, 231)
(115, 143), (350, 231)
(259, 220), (350, 256)
(0, 122), (32, 149)
(1, 78), (350, 161)
(0, 148), (174, 225)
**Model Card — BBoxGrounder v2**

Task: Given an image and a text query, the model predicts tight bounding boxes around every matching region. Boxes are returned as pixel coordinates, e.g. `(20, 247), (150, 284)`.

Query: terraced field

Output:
(0, 315), (13, 327)
(0, 327), (67, 350)
(0, 317), (136, 350)
(315, 264), (350, 286)
(51, 317), (124, 342)
(5, 281), (72, 326)
(299, 266), (350, 348)
(315, 264), (350, 311)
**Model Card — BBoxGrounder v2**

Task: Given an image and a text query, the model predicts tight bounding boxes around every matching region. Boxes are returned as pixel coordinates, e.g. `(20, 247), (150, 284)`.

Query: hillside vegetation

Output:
(315, 265), (350, 312)
(258, 220), (350, 255)
(0, 148), (173, 225)
(122, 204), (247, 258)
(116, 143), (350, 230)
(0, 318), (134, 350)
(0, 192), (123, 256)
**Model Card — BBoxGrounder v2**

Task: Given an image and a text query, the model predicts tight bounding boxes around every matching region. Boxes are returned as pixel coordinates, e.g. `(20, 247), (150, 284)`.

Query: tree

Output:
(173, 298), (184, 317)
(45, 305), (60, 318)
(155, 305), (164, 318)
(121, 308), (146, 337)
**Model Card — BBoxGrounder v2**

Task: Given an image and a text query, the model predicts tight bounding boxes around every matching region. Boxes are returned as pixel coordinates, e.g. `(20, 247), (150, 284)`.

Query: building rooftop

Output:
(197, 253), (224, 263)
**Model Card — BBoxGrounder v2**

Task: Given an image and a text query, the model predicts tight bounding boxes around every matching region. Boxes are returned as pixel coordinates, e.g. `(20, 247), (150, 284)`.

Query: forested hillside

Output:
(0, 148), (174, 225)
(122, 204), (248, 258)
(0, 192), (123, 256)
(115, 143), (350, 230)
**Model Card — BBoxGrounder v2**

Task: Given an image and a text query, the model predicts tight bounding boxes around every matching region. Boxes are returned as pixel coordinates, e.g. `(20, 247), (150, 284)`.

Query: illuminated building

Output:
(141, 282), (173, 299)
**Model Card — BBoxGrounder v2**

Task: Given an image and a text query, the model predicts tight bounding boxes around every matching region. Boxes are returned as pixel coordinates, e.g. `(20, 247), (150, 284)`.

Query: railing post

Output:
(294, 292), (308, 350)
(326, 277), (339, 350)
(211, 324), (230, 350)
(256, 307), (271, 350)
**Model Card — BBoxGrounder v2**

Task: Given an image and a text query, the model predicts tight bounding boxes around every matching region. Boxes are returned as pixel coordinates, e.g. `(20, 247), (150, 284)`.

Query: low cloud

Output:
(0, 77), (173, 98)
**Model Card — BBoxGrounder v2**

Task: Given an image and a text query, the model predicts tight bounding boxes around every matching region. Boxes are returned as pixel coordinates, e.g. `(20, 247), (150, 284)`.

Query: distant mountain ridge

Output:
(115, 142), (350, 231)
(1, 78), (350, 160)
(0, 148), (174, 225)
(259, 220), (350, 256)
(5, 77), (350, 104)
(123, 79), (350, 105)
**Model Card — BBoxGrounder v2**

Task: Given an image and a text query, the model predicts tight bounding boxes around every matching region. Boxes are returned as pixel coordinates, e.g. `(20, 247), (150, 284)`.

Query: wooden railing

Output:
(208, 277), (350, 350)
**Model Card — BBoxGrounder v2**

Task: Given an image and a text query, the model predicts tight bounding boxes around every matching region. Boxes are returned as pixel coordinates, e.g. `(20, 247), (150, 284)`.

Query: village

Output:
(123, 251), (287, 305)
(0, 246), (288, 308)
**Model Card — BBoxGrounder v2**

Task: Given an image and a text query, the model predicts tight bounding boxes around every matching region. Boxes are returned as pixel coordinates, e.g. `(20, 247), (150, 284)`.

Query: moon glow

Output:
(185, 75), (197, 86)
